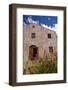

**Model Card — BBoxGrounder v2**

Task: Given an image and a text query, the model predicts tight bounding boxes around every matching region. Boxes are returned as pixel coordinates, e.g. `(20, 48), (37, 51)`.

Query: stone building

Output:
(23, 23), (57, 70)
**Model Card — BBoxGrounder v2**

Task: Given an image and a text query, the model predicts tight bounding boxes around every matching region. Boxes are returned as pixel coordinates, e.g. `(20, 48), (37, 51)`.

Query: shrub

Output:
(27, 59), (57, 74)
(25, 52), (57, 74)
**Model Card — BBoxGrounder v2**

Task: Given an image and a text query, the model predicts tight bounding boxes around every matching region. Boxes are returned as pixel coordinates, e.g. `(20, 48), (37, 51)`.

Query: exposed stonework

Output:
(23, 23), (57, 71)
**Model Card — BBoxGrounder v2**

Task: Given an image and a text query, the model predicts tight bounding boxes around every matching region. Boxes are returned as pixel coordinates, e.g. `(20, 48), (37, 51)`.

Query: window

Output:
(31, 33), (35, 38)
(48, 33), (51, 38)
(49, 47), (53, 53)
(32, 25), (35, 28)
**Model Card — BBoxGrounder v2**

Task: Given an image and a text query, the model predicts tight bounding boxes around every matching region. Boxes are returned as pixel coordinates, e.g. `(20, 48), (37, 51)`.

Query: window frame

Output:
(31, 33), (36, 38)
(48, 33), (51, 38)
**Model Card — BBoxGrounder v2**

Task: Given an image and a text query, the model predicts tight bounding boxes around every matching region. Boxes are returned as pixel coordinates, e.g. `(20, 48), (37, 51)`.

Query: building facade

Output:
(23, 23), (57, 70)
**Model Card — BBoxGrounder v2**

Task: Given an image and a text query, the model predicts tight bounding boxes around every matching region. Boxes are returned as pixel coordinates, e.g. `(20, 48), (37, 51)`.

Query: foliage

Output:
(24, 52), (57, 74)
(27, 58), (57, 74)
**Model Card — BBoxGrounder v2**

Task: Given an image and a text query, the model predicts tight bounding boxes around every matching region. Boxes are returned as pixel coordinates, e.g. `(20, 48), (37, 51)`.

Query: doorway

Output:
(29, 45), (38, 60)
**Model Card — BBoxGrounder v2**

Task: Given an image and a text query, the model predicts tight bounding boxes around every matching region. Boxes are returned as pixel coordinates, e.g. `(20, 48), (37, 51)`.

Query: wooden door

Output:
(29, 45), (38, 60)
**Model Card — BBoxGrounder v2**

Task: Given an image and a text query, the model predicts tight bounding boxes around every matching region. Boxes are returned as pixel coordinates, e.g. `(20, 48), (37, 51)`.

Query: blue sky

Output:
(23, 15), (57, 28)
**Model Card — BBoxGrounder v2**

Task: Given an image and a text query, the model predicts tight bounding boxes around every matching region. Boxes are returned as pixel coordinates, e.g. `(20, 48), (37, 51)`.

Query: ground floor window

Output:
(49, 46), (53, 53)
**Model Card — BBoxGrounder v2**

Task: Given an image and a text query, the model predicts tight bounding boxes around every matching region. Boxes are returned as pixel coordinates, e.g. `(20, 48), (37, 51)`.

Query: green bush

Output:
(28, 60), (57, 74)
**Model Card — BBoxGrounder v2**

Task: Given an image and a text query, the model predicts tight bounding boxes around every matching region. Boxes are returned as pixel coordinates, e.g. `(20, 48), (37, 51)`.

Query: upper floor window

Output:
(48, 33), (51, 38)
(31, 33), (35, 38)
(32, 25), (35, 28)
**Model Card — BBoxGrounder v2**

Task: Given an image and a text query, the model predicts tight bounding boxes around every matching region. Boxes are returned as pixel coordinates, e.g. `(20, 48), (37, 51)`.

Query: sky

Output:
(23, 15), (57, 30)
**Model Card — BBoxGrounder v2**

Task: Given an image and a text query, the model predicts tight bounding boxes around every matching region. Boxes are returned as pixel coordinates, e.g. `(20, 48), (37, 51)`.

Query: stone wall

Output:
(23, 23), (57, 69)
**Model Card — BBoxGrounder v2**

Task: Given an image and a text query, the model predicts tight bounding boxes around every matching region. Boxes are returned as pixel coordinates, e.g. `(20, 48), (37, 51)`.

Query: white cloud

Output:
(41, 23), (53, 30)
(54, 24), (58, 34)
(23, 22), (27, 25)
(27, 17), (39, 24)
(26, 16), (58, 33)
(40, 23), (48, 28)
